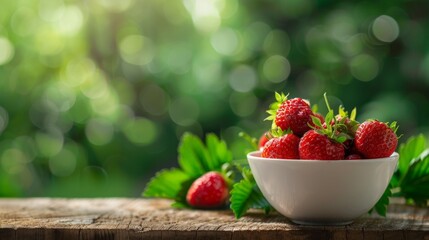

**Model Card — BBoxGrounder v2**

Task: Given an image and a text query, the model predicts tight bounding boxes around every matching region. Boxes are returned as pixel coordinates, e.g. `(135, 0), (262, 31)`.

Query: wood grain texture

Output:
(0, 198), (427, 240)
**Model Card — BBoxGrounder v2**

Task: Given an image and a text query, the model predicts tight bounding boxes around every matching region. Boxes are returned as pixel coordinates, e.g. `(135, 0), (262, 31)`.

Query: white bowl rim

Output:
(248, 151), (399, 163)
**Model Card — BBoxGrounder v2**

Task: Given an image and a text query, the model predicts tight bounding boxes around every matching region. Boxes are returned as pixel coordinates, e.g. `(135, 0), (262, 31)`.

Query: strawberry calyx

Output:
(389, 121), (401, 138)
(310, 110), (350, 143)
(265, 92), (287, 137)
(265, 92), (288, 122)
(309, 93), (356, 144)
(270, 126), (292, 138)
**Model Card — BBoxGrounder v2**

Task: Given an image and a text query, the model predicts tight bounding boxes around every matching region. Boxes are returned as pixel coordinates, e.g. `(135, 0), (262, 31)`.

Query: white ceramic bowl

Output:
(247, 151), (399, 225)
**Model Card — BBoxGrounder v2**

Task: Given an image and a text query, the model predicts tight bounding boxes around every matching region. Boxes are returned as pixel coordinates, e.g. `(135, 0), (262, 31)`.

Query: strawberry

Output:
(186, 171), (229, 209)
(261, 134), (300, 159)
(266, 93), (314, 136)
(354, 120), (398, 158)
(258, 132), (270, 149)
(299, 130), (345, 160)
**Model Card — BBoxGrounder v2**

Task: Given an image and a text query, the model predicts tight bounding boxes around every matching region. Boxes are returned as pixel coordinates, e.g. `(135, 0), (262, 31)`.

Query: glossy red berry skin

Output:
(258, 132), (269, 149)
(186, 172), (229, 209)
(299, 130), (345, 160)
(354, 121), (398, 159)
(275, 98), (313, 136)
(262, 134), (300, 159)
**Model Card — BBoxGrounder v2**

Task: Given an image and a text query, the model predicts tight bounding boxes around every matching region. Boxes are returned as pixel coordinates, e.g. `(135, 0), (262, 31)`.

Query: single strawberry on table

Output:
(354, 120), (398, 159)
(186, 171), (229, 209)
(261, 134), (300, 159)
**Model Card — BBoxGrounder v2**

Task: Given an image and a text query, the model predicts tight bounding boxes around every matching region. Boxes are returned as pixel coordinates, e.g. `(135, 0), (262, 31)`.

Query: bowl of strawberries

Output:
(248, 93), (399, 225)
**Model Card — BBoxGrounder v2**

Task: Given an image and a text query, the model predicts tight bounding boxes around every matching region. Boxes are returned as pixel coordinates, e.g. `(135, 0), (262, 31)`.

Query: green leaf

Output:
(238, 132), (258, 151)
(370, 183), (392, 217)
(275, 92), (282, 102)
(178, 133), (209, 177)
(397, 134), (426, 181)
(311, 104), (318, 113)
(172, 177), (196, 208)
(206, 134), (233, 170)
(400, 149), (429, 202)
(143, 168), (191, 198)
(350, 108), (357, 121)
(338, 105), (347, 117)
(178, 133), (232, 178)
(230, 168), (271, 218)
(310, 115), (323, 128)
(336, 135), (347, 143)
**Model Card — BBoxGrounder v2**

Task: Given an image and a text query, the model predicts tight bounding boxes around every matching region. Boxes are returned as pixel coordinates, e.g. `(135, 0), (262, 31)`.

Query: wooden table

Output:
(0, 198), (427, 239)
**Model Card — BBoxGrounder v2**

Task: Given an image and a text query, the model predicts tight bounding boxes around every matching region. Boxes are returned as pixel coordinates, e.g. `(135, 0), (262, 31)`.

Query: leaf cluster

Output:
(143, 133), (233, 207)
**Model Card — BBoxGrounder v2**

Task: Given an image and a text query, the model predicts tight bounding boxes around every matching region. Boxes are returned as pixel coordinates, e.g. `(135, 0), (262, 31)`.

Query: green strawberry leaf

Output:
(230, 168), (271, 218)
(399, 149), (429, 204)
(178, 133), (232, 178)
(310, 115), (323, 129)
(395, 134), (426, 184)
(338, 105), (347, 117)
(143, 168), (191, 198)
(178, 133), (211, 177)
(238, 132), (258, 151)
(206, 134), (233, 170)
(265, 92), (287, 122)
(350, 107), (357, 121)
(172, 177), (196, 208)
(369, 183), (392, 217)
(311, 104), (319, 113)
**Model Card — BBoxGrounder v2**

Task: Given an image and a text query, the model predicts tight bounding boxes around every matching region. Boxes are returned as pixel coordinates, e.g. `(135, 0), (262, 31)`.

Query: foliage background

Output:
(0, 0), (428, 197)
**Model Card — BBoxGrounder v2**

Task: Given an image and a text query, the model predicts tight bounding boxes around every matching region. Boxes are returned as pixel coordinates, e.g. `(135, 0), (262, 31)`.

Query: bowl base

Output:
(291, 219), (353, 226)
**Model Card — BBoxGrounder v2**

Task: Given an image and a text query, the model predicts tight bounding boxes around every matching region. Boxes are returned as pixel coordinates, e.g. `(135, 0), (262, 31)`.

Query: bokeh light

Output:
(139, 84), (169, 116)
(169, 97), (200, 126)
(262, 55), (291, 83)
(85, 118), (114, 146)
(229, 65), (258, 92)
(350, 54), (379, 82)
(372, 15), (400, 43)
(0, 107), (9, 135)
(211, 28), (239, 56)
(183, 0), (222, 33)
(35, 130), (64, 158)
(0, 38), (14, 65)
(119, 35), (154, 66)
(49, 148), (76, 177)
(122, 117), (158, 145)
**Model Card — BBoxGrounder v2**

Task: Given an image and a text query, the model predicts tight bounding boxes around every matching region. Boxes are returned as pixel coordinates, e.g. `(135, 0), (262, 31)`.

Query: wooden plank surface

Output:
(0, 198), (427, 240)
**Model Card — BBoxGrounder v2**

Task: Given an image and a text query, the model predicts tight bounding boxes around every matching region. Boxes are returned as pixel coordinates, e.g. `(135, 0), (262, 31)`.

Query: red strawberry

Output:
(299, 130), (345, 160)
(258, 132), (270, 149)
(354, 120), (398, 158)
(275, 98), (314, 136)
(261, 134), (300, 159)
(186, 171), (229, 208)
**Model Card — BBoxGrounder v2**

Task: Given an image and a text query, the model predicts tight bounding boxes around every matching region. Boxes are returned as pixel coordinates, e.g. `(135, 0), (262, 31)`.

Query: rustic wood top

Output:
(0, 198), (427, 240)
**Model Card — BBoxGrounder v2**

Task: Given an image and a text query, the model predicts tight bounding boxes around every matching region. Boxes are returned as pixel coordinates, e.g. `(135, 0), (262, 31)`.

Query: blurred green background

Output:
(0, 0), (428, 197)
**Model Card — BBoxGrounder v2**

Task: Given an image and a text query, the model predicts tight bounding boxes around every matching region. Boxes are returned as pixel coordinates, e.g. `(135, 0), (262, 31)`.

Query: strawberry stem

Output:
(323, 92), (332, 112)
